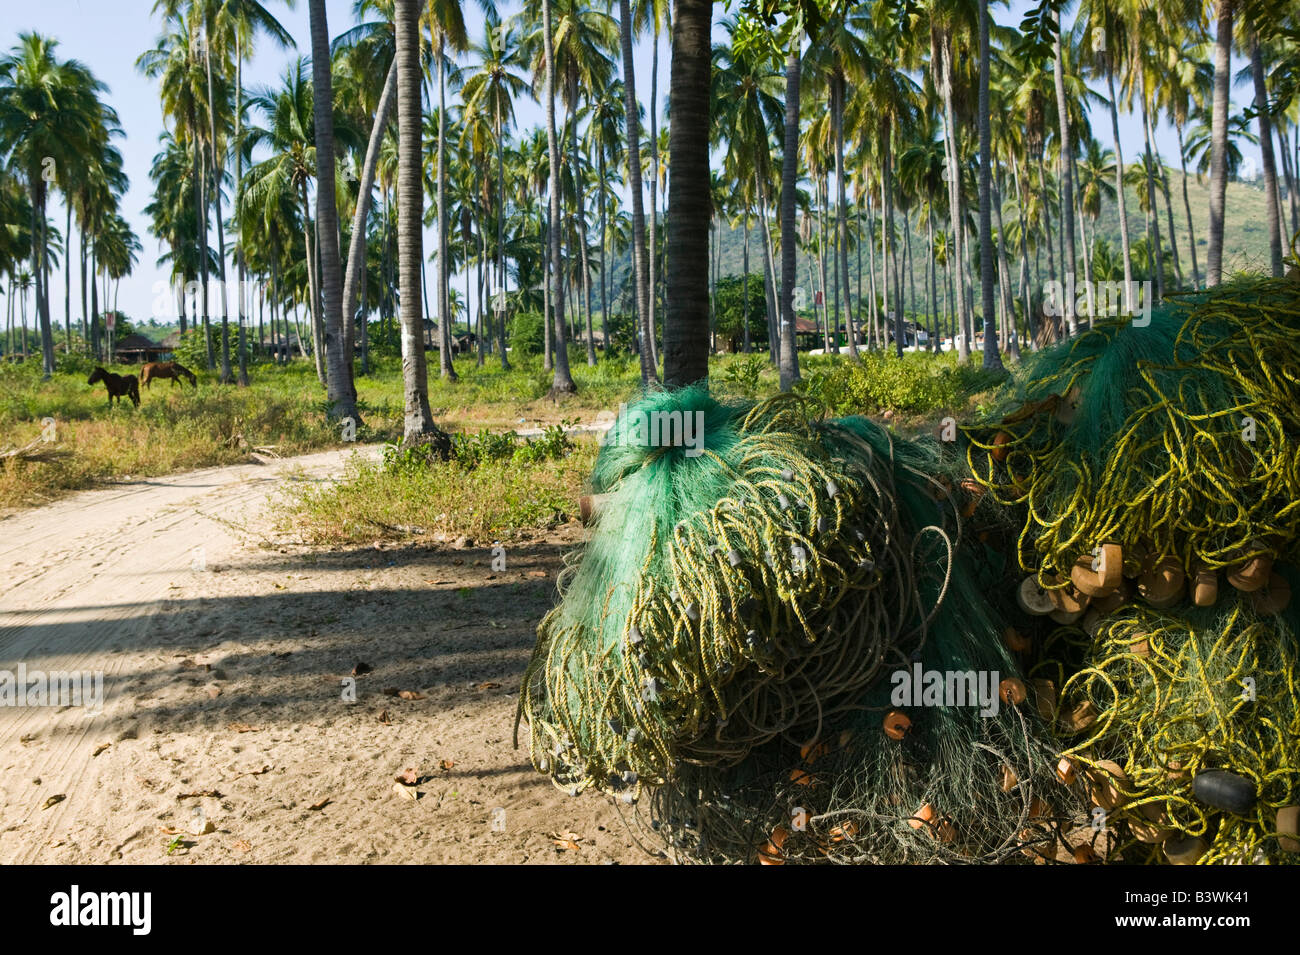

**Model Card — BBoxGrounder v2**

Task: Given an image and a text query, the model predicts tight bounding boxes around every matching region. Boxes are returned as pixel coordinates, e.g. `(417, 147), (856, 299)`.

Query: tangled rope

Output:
(1048, 593), (1300, 864)
(963, 277), (1300, 600)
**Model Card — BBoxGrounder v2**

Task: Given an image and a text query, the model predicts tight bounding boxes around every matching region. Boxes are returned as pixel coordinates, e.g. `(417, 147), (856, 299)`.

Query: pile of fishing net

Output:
(963, 276), (1300, 614)
(516, 388), (1082, 863)
(1037, 589), (1300, 864)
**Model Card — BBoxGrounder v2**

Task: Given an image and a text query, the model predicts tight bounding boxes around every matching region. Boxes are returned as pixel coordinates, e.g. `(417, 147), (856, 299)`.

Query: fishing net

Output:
(962, 276), (1300, 607)
(1042, 586), (1300, 865)
(516, 388), (1080, 863)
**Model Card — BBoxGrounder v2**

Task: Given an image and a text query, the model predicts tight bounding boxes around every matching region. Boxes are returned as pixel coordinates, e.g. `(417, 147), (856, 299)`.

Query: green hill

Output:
(596, 169), (1289, 320)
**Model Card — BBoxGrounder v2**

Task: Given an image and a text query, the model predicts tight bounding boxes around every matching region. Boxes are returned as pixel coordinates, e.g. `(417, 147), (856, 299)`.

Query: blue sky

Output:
(4, 0), (1262, 331)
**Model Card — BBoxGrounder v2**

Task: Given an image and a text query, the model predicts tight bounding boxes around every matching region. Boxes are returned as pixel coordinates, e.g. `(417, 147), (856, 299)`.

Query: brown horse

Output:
(88, 367), (140, 407)
(140, 361), (198, 390)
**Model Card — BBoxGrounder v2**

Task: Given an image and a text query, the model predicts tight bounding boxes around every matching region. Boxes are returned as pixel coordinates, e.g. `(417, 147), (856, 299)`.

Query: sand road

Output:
(0, 448), (649, 864)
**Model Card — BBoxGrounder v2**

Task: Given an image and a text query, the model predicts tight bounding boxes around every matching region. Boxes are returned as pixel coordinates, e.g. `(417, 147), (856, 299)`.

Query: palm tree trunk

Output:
(310, 0), (357, 420)
(834, 75), (858, 359)
(777, 30), (801, 390)
(542, 0), (575, 393)
(1176, 122), (1201, 288)
(1105, 62), (1135, 306)
(497, 106), (511, 369)
(598, 148), (609, 354)
(396, 0), (443, 441)
(1052, 13), (1077, 337)
(977, 0), (1001, 367)
(343, 61), (397, 384)
(1250, 36), (1284, 277)
(661, 0), (711, 386)
(436, 37), (458, 381)
(938, 31), (969, 360)
(742, 209), (751, 353)
(196, 142), (214, 370)
(1206, 0), (1235, 287)
(617, 0), (654, 382)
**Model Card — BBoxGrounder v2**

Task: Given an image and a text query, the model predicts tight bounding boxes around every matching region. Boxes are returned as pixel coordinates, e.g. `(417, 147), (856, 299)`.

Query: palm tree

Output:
(616, 0), (654, 382)
(0, 33), (110, 375)
(777, 17), (804, 391)
(662, 0), (711, 386)
(427, 0), (472, 383)
(396, 0), (446, 443)
(308, 0), (359, 421)
(1075, 0), (1136, 308)
(977, 0), (1002, 369)
(1205, 0), (1235, 286)
(1053, 6), (1078, 338)
(244, 59), (327, 380)
(1156, 38), (1209, 288)
(803, 4), (869, 359)
(463, 13), (527, 369)
(541, 0), (576, 393)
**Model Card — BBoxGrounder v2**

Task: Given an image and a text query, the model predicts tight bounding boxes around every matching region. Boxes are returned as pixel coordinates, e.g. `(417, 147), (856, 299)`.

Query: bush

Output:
(714, 275), (769, 351)
(796, 351), (1009, 418)
(510, 311), (545, 355)
(172, 328), (217, 369)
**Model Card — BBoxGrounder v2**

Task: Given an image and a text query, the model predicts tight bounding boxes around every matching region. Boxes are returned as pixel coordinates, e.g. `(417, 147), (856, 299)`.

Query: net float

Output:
(1055, 757), (1076, 785)
(1227, 553), (1273, 592)
(999, 764), (1019, 793)
(1249, 572), (1291, 615)
(1128, 635), (1150, 657)
(1137, 557), (1185, 608)
(1056, 385), (1082, 426)
(578, 493), (612, 525)
(1062, 700), (1098, 733)
(828, 821), (859, 843)
(932, 817), (957, 843)
(1092, 585), (1130, 615)
(1191, 769), (1257, 815)
(1049, 606), (1087, 625)
(1130, 819), (1175, 844)
(1071, 544), (1123, 597)
(1048, 581), (1088, 615)
(1081, 608), (1104, 638)
(999, 677), (1028, 706)
(1073, 844), (1099, 864)
(959, 479), (985, 517)
(908, 802), (937, 830)
(1163, 834), (1207, 865)
(1087, 760), (1130, 811)
(1003, 627), (1031, 653)
(1276, 806), (1300, 853)
(1190, 567), (1219, 607)
(758, 826), (789, 865)
(800, 739), (829, 765)
(789, 767), (816, 787)
(991, 431), (1012, 462)
(1031, 679), (1057, 721)
(883, 709), (912, 740)
(1016, 576), (1057, 616)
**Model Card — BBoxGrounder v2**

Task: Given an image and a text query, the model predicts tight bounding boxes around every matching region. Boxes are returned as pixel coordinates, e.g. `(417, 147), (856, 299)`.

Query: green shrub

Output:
(510, 311), (545, 355)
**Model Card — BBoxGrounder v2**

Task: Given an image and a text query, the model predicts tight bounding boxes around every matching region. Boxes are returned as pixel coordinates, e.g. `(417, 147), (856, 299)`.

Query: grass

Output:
(0, 344), (1001, 521)
(282, 436), (600, 545)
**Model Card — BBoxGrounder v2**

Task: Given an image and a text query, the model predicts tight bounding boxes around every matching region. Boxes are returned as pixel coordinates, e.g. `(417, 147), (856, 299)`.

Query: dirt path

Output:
(0, 447), (652, 864)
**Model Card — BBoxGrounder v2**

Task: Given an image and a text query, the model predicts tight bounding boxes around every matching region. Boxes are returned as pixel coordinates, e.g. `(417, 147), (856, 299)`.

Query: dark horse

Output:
(140, 361), (197, 390)
(88, 367), (140, 407)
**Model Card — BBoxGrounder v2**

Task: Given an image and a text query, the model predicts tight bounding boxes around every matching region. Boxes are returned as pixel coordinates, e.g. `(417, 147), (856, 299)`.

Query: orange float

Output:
(883, 709), (912, 741)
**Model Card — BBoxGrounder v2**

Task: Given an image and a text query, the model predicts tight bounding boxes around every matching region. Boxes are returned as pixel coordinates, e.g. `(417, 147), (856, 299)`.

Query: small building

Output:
(113, 333), (170, 363)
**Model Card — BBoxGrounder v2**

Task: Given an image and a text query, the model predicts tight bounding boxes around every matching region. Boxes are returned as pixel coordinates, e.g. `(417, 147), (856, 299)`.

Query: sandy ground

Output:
(0, 447), (655, 864)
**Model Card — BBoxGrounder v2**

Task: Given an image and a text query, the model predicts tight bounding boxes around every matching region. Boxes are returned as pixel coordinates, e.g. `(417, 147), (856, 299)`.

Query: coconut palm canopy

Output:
(3, 0), (1298, 390)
